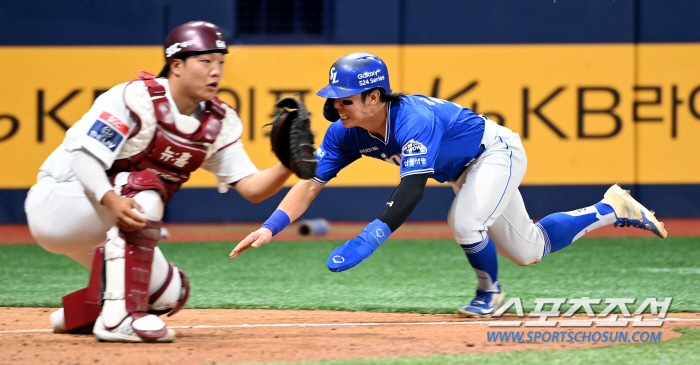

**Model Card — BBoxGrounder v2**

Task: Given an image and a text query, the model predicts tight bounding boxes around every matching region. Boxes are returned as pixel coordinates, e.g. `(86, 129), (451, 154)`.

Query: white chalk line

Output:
(1, 318), (698, 334)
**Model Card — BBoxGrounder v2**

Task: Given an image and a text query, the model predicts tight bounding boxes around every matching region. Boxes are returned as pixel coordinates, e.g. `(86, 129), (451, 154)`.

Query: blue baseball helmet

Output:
(316, 52), (391, 99)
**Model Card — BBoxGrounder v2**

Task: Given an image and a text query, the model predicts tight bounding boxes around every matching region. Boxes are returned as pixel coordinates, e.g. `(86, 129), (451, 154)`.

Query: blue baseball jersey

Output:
(312, 95), (486, 184)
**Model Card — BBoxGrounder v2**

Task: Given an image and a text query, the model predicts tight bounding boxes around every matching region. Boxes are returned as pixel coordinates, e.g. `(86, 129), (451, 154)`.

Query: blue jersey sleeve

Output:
(312, 123), (361, 184)
(395, 106), (444, 179)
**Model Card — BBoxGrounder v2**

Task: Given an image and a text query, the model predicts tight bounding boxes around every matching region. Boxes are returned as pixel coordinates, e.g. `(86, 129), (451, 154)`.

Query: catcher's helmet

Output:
(316, 52), (391, 99)
(159, 21), (228, 77)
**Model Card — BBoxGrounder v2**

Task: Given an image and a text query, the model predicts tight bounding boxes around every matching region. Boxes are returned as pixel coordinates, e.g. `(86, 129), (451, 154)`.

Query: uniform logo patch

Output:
(315, 147), (326, 161)
(403, 157), (428, 168)
(87, 121), (123, 151)
(98, 111), (128, 135)
(401, 140), (428, 156)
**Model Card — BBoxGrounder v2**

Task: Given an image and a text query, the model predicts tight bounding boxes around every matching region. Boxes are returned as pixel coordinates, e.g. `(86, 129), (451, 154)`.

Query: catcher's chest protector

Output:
(109, 73), (225, 202)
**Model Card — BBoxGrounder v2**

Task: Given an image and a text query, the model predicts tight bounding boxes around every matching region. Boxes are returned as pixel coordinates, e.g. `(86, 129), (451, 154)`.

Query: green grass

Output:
(0, 237), (698, 314)
(2, 237), (698, 364)
(247, 327), (700, 365)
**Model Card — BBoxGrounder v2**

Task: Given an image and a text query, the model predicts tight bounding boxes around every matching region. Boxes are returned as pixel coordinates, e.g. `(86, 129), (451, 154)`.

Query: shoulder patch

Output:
(87, 120), (123, 151)
(401, 139), (428, 156)
(99, 111), (128, 135)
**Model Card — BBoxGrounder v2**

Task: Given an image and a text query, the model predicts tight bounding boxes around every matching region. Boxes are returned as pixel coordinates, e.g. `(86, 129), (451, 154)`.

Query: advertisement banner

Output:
(1, 44), (698, 188)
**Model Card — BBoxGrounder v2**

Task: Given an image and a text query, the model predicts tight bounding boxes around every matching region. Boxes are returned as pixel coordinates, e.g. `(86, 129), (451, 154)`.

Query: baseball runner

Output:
(24, 21), (297, 342)
(230, 52), (668, 318)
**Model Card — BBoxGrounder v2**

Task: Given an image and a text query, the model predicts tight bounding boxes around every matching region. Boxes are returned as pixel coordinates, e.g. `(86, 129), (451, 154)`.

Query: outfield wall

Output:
(1, 1), (699, 223)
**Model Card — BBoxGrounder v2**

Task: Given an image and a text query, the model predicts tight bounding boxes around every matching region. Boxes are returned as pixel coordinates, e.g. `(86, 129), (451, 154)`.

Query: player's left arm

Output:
(378, 173), (430, 232)
(327, 172), (430, 272)
(201, 141), (293, 203)
(232, 162), (293, 203)
(327, 107), (440, 272)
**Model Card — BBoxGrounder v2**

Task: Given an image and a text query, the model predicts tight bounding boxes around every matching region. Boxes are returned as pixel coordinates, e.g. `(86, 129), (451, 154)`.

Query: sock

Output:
(537, 202), (617, 256)
(460, 236), (499, 292)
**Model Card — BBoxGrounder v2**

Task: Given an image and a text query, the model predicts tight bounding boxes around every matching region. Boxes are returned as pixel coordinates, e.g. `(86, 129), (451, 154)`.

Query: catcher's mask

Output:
(316, 52), (391, 99)
(158, 21), (229, 77)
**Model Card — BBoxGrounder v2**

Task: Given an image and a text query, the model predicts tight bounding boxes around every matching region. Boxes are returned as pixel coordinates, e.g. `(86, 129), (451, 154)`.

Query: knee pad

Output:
(132, 190), (164, 221)
(116, 170), (167, 198)
(113, 171), (166, 221)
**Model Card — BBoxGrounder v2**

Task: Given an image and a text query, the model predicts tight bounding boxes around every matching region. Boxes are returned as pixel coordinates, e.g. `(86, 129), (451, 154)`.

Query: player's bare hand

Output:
(101, 191), (147, 232)
(230, 228), (273, 259)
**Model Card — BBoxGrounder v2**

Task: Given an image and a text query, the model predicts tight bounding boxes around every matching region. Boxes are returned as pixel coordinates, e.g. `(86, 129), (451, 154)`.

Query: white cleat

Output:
(50, 308), (67, 333)
(601, 183), (668, 238)
(93, 315), (176, 343)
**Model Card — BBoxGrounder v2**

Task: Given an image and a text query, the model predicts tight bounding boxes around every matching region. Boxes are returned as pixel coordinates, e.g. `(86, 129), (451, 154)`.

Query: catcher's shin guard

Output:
(98, 185), (173, 342)
(99, 222), (171, 341)
(122, 220), (164, 319)
(57, 247), (105, 333)
(149, 261), (190, 317)
(55, 248), (190, 334)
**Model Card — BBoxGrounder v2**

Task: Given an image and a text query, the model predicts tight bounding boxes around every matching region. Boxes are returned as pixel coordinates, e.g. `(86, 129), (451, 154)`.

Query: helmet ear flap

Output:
(323, 98), (340, 122)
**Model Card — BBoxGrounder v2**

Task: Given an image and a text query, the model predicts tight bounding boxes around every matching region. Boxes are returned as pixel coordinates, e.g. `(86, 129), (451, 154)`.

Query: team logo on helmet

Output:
(317, 52), (391, 99)
(165, 39), (197, 58)
(329, 67), (339, 84)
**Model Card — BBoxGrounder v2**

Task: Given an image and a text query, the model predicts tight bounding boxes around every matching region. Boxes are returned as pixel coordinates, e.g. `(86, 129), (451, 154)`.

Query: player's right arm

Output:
(229, 121), (358, 259)
(64, 83), (147, 231)
(229, 179), (324, 258)
(70, 148), (146, 232)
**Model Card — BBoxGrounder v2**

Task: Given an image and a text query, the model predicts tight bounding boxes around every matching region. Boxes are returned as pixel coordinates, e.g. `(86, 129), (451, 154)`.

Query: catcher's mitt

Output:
(267, 97), (318, 180)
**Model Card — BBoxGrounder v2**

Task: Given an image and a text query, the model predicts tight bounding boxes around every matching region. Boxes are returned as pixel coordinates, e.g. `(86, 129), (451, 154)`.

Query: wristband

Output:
(261, 209), (291, 236)
(357, 219), (392, 251)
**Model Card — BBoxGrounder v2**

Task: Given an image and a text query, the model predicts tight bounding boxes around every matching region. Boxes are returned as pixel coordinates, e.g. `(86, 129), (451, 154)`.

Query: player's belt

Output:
(450, 144), (486, 182)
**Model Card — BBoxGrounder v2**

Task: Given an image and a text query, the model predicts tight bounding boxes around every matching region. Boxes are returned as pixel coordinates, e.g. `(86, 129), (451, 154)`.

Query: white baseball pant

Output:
(24, 173), (171, 280)
(447, 119), (545, 266)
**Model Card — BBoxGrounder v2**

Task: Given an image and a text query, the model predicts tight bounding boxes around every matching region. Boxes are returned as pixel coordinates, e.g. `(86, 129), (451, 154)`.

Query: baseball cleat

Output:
(93, 315), (175, 343)
(50, 308), (67, 333)
(457, 284), (505, 318)
(601, 183), (668, 238)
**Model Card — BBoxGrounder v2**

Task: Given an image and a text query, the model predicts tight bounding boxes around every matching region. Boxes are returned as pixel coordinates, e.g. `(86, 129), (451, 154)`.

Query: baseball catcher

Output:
(24, 21), (294, 343)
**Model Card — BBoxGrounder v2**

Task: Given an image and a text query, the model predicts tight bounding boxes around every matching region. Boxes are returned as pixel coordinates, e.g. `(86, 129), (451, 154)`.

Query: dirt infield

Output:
(1, 308), (699, 364)
(2, 218), (700, 244)
(2, 223), (697, 363)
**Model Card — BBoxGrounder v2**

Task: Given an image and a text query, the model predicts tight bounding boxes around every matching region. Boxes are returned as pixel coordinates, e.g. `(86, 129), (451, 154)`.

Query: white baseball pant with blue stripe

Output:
(448, 119), (544, 267)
